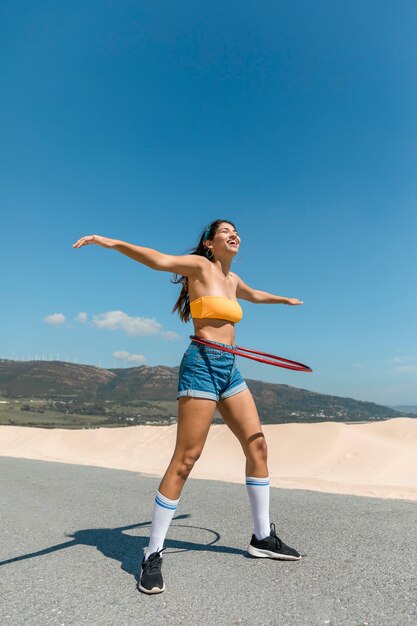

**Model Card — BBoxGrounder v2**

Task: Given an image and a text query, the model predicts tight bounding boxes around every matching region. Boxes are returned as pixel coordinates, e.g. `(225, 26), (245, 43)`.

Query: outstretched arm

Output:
(236, 275), (303, 305)
(72, 235), (205, 277)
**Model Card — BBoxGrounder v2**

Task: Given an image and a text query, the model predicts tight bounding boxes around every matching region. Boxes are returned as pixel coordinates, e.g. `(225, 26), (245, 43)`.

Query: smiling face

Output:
(204, 221), (241, 258)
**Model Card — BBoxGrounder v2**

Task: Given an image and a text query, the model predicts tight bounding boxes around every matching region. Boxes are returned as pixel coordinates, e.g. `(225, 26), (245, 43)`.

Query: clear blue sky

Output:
(1, 1), (416, 405)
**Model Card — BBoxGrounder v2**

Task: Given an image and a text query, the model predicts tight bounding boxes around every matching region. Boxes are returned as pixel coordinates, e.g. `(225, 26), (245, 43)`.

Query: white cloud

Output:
(113, 350), (147, 364)
(92, 311), (162, 336)
(395, 365), (417, 373)
(161, 330), (181, 341)
(76, 312), (88, 323)
(392, 356), (416, 364)
(44, 313), (66, 325)
(113, 351), (130, 359)
(391, 356), (417, 373)
(45, 308), (180, 341)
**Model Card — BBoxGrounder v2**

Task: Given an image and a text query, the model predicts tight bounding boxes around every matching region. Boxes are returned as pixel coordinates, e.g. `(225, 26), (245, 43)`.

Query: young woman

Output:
(73, 219), (304, 594)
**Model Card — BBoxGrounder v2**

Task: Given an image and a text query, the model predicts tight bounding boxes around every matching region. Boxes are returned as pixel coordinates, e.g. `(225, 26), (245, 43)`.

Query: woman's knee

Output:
(172, 449), (202, 480)
(246, 436), (268, 463)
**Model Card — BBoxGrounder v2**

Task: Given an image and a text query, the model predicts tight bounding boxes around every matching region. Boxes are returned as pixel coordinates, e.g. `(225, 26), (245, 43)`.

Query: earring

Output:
(206, 248), (213, 259)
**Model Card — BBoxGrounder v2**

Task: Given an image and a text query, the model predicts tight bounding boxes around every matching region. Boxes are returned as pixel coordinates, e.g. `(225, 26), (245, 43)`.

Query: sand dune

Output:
(1, 418), (416, 501)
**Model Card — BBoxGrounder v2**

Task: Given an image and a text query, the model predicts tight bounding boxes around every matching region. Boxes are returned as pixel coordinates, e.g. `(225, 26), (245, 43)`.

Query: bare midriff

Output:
(188, 260), (239, 346)
(192, 318), (236, 346)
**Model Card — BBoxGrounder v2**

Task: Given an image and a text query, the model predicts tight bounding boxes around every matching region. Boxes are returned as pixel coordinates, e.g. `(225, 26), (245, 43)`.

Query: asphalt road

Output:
(1, 457), (416, 626)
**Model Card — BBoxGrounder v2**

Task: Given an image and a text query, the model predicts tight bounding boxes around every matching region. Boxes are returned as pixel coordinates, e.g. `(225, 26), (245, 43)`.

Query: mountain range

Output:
(0, 360), (413, 428)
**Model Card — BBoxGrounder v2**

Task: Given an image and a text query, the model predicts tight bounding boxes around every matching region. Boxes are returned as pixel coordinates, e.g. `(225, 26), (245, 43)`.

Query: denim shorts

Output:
(176, 335), (248, 402)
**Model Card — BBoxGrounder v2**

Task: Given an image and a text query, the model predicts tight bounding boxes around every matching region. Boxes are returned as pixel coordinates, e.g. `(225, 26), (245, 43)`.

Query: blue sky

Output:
(1, 1), (416, 405)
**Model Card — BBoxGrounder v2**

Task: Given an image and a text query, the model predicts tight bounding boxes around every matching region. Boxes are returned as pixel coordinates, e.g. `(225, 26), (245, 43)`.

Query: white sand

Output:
(1, 418), (416, 501)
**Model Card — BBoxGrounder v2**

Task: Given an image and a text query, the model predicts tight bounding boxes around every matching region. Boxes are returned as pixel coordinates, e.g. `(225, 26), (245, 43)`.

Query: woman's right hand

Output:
(72, 235), (116, 249)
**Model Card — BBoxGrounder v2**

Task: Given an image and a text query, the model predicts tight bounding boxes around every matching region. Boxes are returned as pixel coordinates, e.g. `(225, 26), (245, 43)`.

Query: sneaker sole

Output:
(137, 582), (166, 594)
(247, 544), (301, 560)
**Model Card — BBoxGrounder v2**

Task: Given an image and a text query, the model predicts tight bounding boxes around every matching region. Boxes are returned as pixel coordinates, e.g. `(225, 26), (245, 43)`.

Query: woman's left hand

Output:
(286, 298), (304, 305)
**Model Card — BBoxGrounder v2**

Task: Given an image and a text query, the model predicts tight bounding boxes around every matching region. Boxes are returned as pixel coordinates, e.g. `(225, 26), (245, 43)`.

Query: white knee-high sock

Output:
(245, 476), (270, 540)
(144, 490), (180, 560)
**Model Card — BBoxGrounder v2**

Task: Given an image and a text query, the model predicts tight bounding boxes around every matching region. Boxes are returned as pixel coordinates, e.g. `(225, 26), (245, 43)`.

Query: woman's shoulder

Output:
(229, 270), (241, 284)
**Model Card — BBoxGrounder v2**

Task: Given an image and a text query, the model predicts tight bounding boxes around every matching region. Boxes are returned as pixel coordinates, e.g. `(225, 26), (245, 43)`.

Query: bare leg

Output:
(217, 388), (268, 477)
(158, 396), (217, 499)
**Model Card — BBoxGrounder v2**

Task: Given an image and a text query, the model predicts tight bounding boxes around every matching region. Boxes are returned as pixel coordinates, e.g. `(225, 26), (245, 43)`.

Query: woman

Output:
(73, 219), (304, 595)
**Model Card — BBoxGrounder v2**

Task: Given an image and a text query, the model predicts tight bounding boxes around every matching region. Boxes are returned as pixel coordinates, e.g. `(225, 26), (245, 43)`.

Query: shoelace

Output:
(270, 523), (283, 549)
(145, 547), (166, 574)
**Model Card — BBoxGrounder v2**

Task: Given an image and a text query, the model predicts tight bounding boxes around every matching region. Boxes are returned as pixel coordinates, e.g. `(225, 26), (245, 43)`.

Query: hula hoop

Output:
(189, 336), (312, 373)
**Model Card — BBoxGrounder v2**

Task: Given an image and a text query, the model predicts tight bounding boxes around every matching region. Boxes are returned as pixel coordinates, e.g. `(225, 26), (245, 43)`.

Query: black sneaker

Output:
(137, 547), (166, 594)
(248, 523), (301, 560)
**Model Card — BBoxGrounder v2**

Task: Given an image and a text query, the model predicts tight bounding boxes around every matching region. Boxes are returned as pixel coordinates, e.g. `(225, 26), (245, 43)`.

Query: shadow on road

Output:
(0, 513), (249, 578)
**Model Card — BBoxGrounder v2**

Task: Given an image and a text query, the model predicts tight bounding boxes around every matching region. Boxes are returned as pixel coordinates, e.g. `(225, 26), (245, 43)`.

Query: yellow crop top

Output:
(190, 296), (243, 323)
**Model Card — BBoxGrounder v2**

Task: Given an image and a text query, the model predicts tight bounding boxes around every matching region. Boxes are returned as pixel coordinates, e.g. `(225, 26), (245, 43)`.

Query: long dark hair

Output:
(171, 219), (237, 323)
